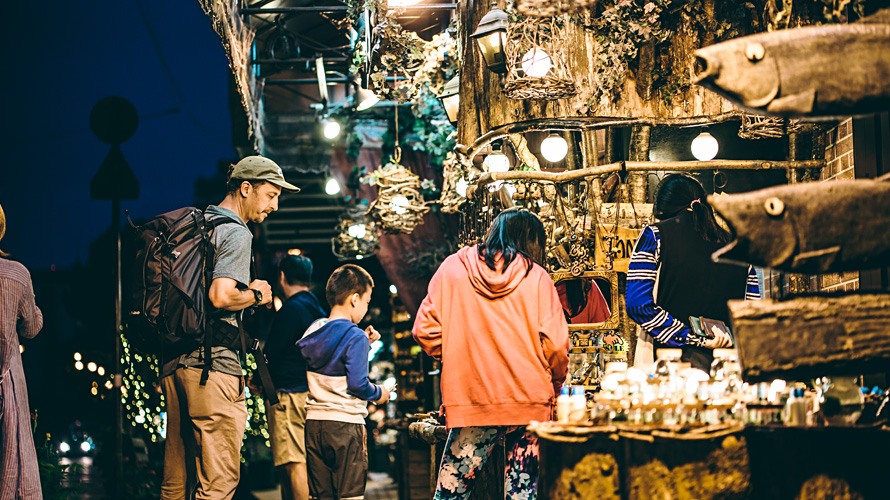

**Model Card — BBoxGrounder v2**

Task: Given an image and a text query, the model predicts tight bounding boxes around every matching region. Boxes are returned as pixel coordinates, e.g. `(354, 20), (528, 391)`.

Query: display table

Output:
(529, 421), (890, 500)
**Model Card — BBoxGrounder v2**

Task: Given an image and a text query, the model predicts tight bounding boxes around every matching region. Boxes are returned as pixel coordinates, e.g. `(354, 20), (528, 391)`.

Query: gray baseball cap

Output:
(230, 156), (300, 192)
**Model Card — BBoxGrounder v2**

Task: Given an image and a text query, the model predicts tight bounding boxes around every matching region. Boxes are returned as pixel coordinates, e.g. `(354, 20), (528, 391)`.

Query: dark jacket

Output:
(264, 291), (326, 392)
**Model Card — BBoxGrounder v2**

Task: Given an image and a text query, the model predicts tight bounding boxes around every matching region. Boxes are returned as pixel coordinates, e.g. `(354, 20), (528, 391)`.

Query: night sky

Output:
(3, 0), (236, 270)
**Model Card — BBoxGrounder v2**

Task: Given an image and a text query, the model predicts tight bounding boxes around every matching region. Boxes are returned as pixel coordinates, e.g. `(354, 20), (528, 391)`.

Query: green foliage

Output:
(579, 0), (674, 108)
(407, 86), (457, 169)
(33, 412), (82, 500)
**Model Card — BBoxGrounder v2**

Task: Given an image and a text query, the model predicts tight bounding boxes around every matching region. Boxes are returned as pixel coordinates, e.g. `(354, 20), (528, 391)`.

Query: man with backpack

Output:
(158, 156), (299, 500)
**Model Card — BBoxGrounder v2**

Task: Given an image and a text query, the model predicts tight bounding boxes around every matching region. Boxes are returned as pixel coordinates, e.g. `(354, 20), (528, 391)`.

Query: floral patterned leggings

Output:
(434, 426), (539, 500)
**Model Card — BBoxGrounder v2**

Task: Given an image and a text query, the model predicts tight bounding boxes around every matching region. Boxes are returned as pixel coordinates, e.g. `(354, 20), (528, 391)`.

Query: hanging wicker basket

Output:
(738, 114), (801, 140)
(366, 156), (430, 234)
(503, 15), (578, 101)
(331, 206), (380, 260)
(515, 0), (598, 18)
(438, 152), (468, 214)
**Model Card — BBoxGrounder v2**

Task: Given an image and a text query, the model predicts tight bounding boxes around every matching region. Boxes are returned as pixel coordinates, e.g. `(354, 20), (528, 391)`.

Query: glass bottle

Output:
(818, 376), (864, 426)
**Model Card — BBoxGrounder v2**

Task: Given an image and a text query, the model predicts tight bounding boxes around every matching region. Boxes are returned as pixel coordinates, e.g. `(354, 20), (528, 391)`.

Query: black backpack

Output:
(127, 207), (238, 358)
(127, 207), (280, 403)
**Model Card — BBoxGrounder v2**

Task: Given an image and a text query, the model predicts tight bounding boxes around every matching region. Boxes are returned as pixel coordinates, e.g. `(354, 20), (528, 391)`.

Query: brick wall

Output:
(818, 118), (859, 292)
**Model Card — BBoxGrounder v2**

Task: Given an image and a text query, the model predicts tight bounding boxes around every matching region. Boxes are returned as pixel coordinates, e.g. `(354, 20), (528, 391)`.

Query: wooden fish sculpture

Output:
(694, 9), (890, 120)
(708, 174), (890, 274)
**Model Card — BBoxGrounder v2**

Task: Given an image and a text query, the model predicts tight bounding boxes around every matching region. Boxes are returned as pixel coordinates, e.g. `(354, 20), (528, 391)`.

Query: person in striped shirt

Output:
(0, 203), (43, 500)
(625, 174), (760, 370)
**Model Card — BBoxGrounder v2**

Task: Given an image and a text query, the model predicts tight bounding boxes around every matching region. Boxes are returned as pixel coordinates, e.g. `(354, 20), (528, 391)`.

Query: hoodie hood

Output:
(458, 245), (530, 300)
(297, 318), (354, 370)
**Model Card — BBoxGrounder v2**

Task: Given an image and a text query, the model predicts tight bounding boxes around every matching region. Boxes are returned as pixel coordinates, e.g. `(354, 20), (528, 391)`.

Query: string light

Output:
(119, 333), (270, 446)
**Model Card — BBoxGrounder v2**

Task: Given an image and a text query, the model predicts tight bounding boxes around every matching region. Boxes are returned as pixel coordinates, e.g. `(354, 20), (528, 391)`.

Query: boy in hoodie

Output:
(297, 264), (390, 500)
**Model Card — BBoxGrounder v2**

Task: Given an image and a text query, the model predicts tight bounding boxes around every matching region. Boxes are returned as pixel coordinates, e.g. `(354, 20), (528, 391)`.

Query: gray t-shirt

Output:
(161, 205), (252, 378)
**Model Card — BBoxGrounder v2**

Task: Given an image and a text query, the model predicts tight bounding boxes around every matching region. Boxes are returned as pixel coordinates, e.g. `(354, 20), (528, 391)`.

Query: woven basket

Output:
(504, 15), (578, 101)
(738, 114), (800, 139)
(367, 164), (430, 234)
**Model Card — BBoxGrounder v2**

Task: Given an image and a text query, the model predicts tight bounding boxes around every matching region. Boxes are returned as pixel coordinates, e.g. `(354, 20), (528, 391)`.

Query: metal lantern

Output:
(471, 3), (509, 74)
(437, 73), (460, 125)
(504, 15), (577, 100)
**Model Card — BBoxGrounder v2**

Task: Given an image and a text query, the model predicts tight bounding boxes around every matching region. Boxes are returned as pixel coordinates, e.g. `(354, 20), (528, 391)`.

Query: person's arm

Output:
(539, 274), (570, 392)
(625, 226), (703, 348)
(343, 333), (385, 403)
(208, 277), (271, 310)
(17, 271), (42, 339)
(745, 266), (761, 300)
(412, 268), (444, 360)
(206, 226), (271, 310)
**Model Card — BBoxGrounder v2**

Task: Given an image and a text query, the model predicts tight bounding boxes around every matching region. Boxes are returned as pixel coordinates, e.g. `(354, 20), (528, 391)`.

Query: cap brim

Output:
(268, 179), (301, 193)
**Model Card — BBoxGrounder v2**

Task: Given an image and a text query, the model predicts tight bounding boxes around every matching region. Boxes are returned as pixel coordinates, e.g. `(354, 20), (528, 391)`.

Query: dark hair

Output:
(226, 165), (266, 195)
(477, 208), (546, 274)
(279, 255), (313, 287)
(326, 264), (374, 308)
(653, 174), (731, 243)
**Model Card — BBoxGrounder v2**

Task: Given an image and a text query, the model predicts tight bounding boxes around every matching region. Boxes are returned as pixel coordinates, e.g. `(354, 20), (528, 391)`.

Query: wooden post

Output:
(729, 294), (890, 381)
(628, 125), (651, 204)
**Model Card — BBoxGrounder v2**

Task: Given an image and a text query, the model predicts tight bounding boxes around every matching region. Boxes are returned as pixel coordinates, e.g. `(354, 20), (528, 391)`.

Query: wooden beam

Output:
(466, 159), (825, 199)
(728, 293), (890, 382)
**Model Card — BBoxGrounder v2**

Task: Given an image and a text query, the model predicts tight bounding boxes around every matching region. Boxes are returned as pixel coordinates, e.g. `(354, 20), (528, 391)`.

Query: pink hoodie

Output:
(412, 246), (569, 428)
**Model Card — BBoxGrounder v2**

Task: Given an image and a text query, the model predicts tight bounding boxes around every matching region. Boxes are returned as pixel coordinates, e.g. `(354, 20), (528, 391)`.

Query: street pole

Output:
(113, 198), (123, 498)
(89, 96), (139, 500)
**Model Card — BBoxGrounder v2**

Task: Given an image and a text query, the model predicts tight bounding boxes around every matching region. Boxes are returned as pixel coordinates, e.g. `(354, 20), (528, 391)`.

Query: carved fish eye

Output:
(745, 43), (765, 63)
(764, 197), (785, 217)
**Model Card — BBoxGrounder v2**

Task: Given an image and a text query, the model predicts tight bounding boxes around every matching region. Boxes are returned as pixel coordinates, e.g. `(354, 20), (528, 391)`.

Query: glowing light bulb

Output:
(540, 133), (568, 162)
(484, 152), (510, 173)
(389, 284), (398, 294)
(74, 352), (82, 361)
(456, 178), (469, 197)
(60, 442), (70, 453)
(75, 361), (84, 371)
(691, 130), (719, 161)
(323, 120), (341, 139)
(521, 48), (552, 78)
(390, 196), (409, 215)
(97, 366), (105, 376)
(88, 362), (97, 372)
(348, 224), (367, 239)
(325, 178), (341, 196)
(489, 33), (501, 48)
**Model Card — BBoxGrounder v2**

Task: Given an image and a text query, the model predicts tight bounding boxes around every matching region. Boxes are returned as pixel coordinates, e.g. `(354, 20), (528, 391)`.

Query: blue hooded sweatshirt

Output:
(297, 318), (382, 424)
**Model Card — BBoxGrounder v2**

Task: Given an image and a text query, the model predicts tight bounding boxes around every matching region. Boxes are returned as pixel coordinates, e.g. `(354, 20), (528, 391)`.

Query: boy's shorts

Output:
(305, 419), (368, 499)
(266, 391), (309, 467)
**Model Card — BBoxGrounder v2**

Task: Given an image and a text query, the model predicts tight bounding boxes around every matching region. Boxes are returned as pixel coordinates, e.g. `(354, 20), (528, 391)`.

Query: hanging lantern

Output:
(471, 2), (509, 74)
(439, 152), (470, 214)
(504, 14), (577, 100)
(332, 206), (380, 260)
(365, 154), (430, 233)
(437, 73), (460, 125)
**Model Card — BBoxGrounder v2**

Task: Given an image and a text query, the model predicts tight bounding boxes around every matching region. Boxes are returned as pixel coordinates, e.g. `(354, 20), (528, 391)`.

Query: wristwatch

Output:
(249, 288), (263, 306)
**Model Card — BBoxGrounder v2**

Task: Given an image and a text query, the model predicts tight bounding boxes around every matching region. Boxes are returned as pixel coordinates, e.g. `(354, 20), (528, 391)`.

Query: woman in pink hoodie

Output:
(413, 208), (569, 499)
